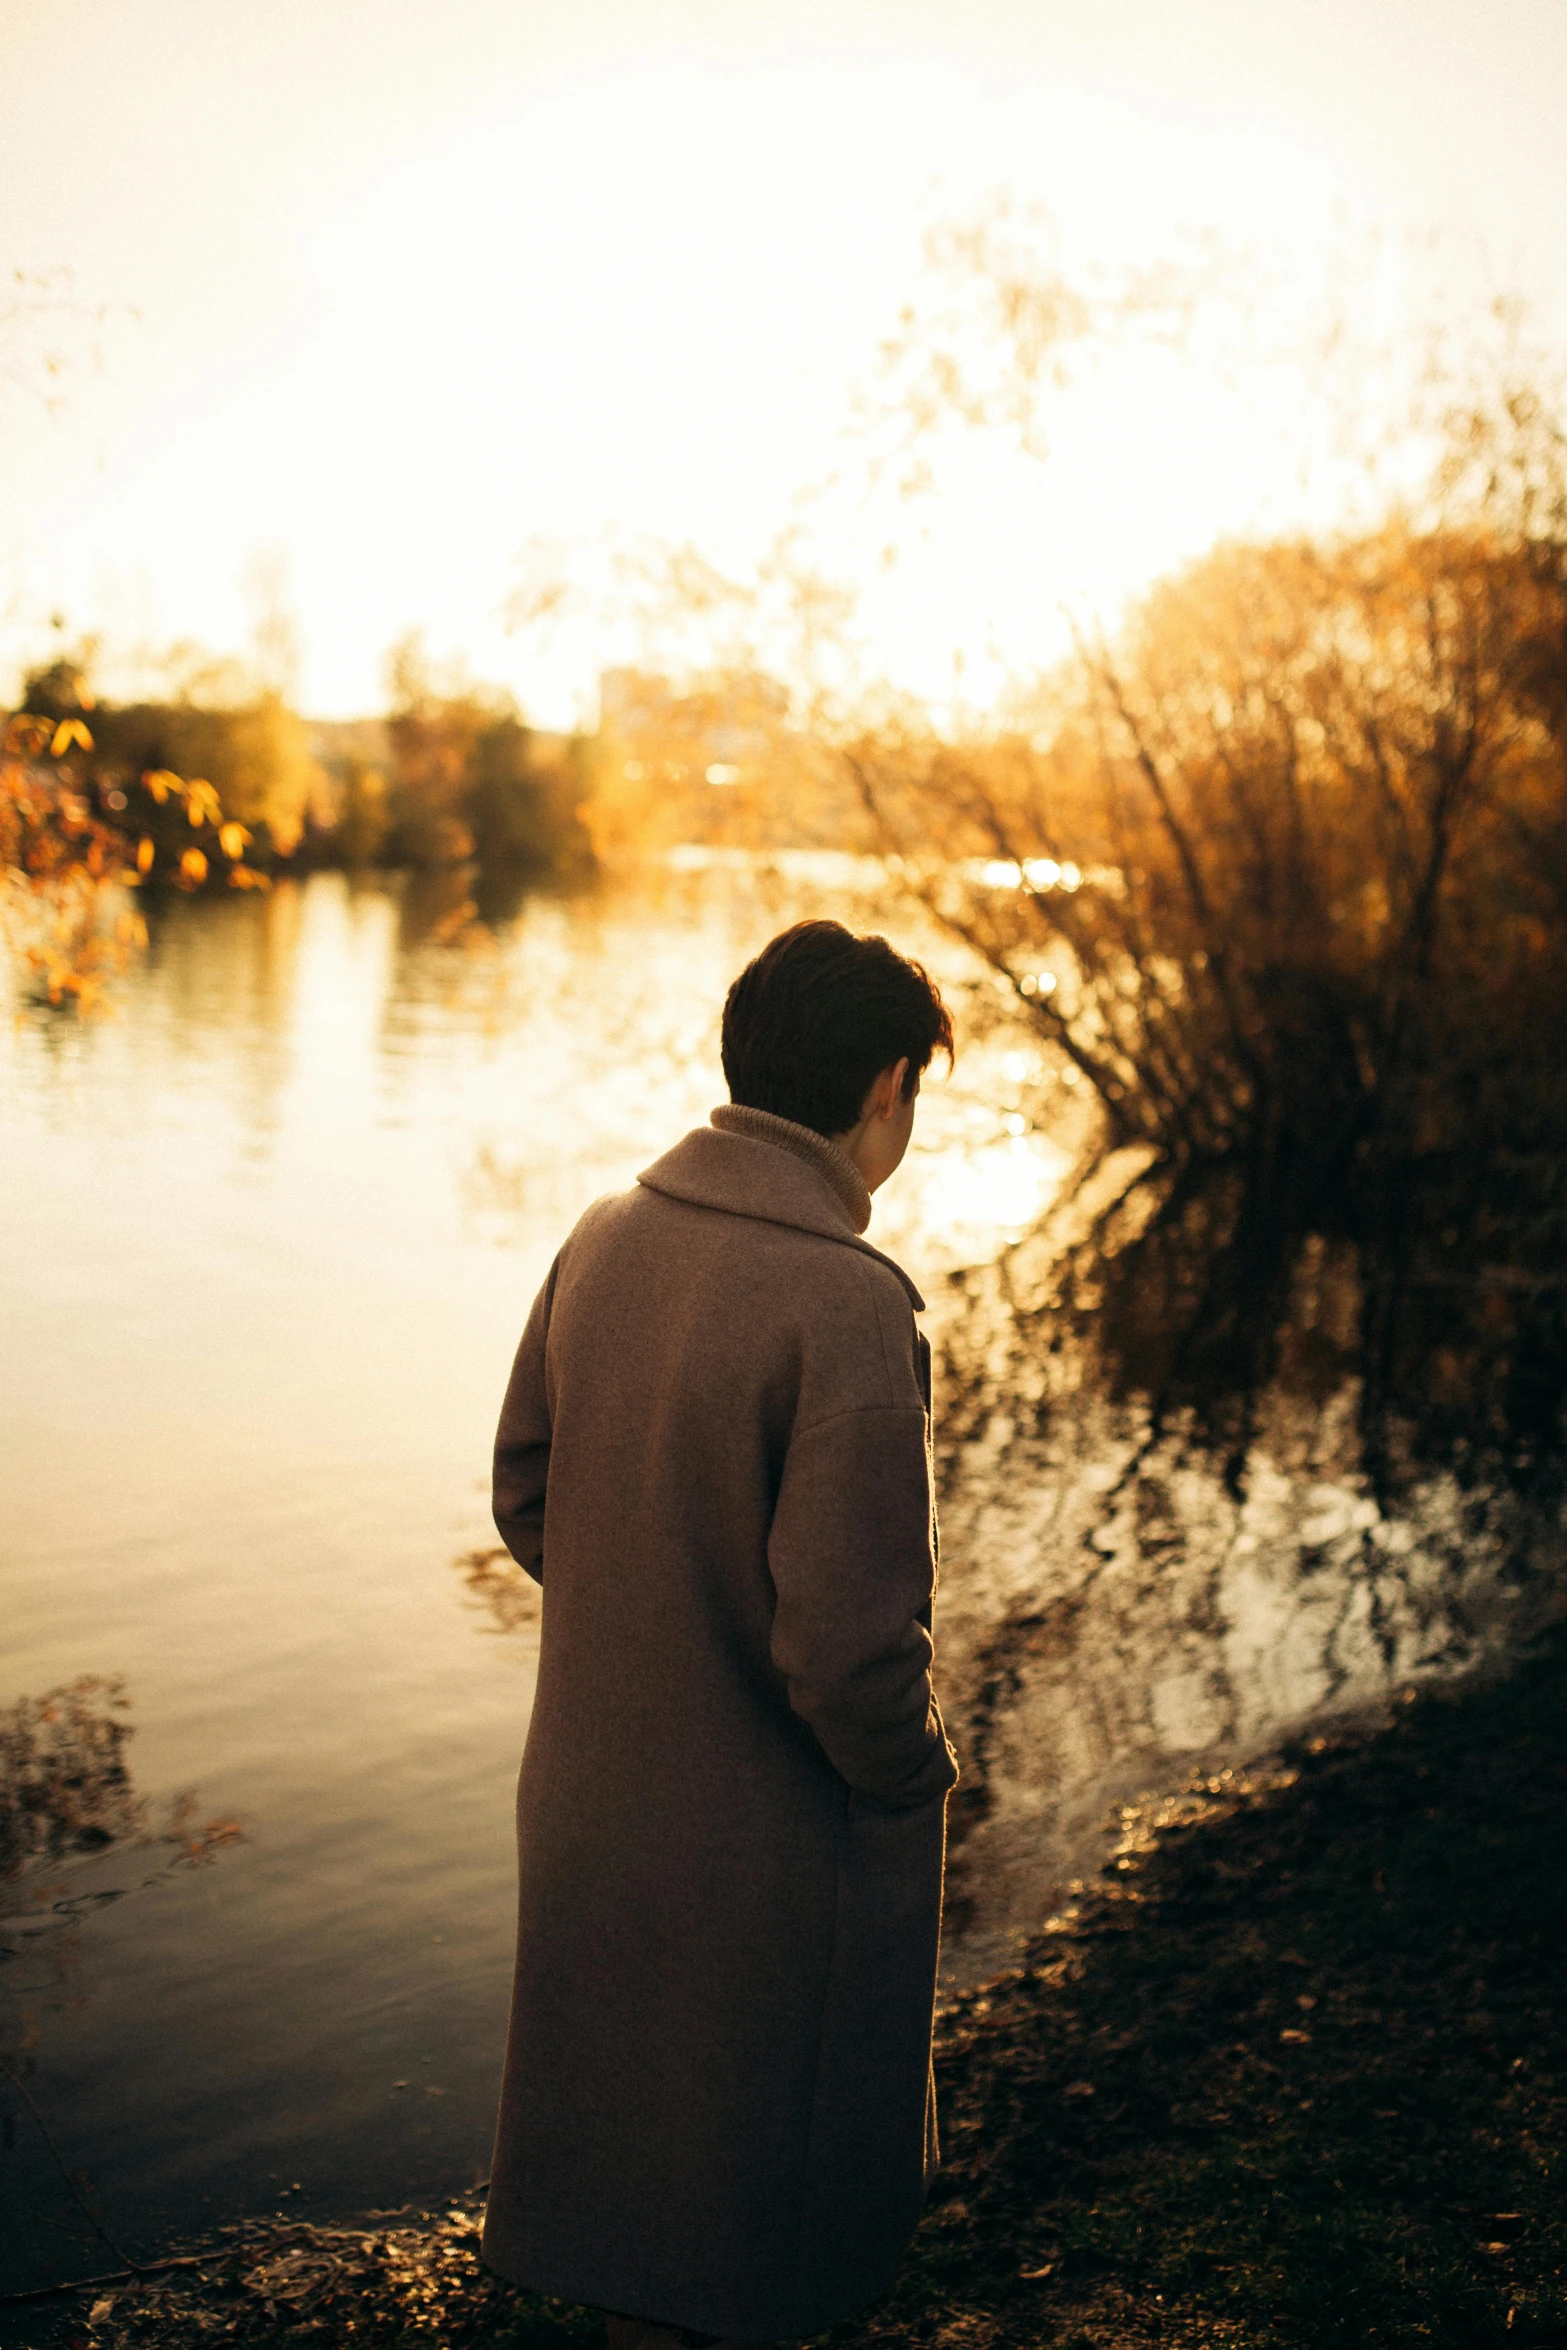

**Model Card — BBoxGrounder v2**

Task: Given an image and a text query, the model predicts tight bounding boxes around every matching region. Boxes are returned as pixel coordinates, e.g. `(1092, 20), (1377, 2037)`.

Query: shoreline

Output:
(7, 1628), (1564, 2349)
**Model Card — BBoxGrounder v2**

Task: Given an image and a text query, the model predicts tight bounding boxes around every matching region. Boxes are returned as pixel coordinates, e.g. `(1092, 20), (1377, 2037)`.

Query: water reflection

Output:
(928, 1240), (1567, 1980)
(1, 1678), (249, 2281)
(1, 1678), (247, 2043)
(452, 1547), (541, 1640)
(0, 1678), (141, 1878)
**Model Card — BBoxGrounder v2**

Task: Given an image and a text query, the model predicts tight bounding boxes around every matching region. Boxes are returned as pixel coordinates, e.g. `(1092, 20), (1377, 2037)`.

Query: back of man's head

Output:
(721, 919), (954, 1139)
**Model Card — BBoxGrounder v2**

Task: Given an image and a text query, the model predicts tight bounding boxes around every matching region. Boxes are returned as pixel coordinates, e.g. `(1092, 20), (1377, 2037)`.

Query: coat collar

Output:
(636, 1114), (926, 1311)
(708, 1102), (871, 1230)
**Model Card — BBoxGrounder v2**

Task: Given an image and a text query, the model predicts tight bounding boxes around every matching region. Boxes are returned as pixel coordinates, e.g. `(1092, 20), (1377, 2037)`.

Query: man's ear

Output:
(880, 1056), (911, 1118)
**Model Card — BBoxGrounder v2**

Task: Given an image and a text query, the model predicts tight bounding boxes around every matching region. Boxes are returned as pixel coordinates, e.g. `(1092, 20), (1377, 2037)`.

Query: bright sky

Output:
(3, 0), (1566, 723)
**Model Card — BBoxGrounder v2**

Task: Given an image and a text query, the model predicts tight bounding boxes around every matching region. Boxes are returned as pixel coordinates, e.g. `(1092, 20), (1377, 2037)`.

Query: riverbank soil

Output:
(9, 1629), (1564, 2350)
(868, 1626), (1567, 2350)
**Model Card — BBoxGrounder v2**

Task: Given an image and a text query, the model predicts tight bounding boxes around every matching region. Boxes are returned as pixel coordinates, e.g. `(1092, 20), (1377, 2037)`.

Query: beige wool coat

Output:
(480, 1105), (959, 2343)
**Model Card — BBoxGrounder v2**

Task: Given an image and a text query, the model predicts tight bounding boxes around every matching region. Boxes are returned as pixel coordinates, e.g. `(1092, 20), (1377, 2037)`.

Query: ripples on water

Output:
(931, 1265), (1567, 1980)
(1, 867), (1559, 2290)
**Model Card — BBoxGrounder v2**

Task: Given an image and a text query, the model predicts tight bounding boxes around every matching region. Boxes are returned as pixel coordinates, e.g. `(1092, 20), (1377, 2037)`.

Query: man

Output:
(481, 918), (959, 2349)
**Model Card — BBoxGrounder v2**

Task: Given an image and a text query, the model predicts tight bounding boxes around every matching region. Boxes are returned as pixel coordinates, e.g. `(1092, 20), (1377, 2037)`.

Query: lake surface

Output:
(0, 867), (1059, 2295)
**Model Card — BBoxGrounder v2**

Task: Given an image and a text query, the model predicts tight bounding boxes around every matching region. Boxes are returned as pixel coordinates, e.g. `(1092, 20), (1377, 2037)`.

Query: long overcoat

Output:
(480, 1104), (958, 2343)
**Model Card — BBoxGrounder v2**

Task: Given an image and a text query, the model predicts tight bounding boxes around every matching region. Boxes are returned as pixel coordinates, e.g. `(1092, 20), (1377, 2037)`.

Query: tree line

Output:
(13, 640), (587, 864)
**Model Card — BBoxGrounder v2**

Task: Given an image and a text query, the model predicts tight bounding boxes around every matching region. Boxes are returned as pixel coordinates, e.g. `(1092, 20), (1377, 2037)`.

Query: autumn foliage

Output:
(850, 499), (1567, 1481)
(0, 707), (264, 1009)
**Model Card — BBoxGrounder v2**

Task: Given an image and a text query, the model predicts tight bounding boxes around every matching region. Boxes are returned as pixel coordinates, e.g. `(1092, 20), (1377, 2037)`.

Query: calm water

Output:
(0, 869), (1057, 2294)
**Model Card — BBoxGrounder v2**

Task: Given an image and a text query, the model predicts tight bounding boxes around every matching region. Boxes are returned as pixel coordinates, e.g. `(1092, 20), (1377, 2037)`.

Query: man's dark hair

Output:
(721, 920), (954, 1138)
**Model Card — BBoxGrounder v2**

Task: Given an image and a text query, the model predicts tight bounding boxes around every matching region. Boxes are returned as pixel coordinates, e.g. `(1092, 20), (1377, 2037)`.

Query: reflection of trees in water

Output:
(0, 1682), (245, 2303)
(1, 1677), (246, 2048)
(0, 1678), (141, 1879)
(0, 1679), (248, 2284)
(389, 854), (601, 958)
(452, 1546), (541, 1638)
(929, 1243), (1567, 1976)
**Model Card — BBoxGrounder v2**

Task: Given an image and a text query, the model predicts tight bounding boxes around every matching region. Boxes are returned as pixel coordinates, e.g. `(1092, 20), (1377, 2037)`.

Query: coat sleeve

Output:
(492, 1257), (560, 1585)
(767, 1403), (959, 1810)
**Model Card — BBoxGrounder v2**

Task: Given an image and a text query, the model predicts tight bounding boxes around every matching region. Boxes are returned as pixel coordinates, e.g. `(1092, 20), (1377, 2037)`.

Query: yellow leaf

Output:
(50, 717), (94, 756)
(136, 837), (155, 873)
(142, 770), (180, 804)
(178, 847), (208, 886)
(218, 821), (250, 859)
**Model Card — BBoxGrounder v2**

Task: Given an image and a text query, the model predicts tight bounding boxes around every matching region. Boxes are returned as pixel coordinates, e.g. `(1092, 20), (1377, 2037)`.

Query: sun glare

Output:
(1, 1), (1563, 723)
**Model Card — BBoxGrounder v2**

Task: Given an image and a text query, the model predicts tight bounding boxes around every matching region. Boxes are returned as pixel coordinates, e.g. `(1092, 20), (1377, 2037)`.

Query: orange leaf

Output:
(178, 847), (208, 886)
(218, 821), (250, 859)
(136, 837), (155, 873)
(50, 718), (94, 756)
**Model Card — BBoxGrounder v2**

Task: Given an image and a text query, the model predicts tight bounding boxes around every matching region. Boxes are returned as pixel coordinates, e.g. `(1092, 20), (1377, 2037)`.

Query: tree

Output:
(20, 650), (321, 867)
(849, 493), (1567, 1490)
(2, 694), (264, 1010)
(380, 636), (592, 880)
